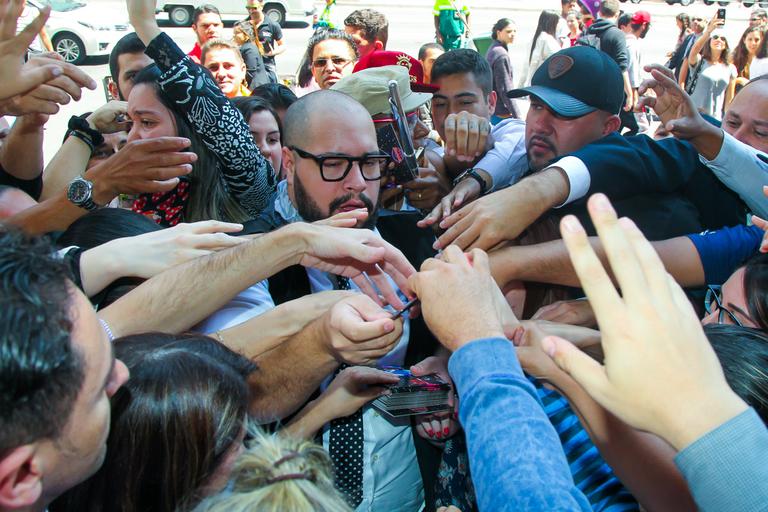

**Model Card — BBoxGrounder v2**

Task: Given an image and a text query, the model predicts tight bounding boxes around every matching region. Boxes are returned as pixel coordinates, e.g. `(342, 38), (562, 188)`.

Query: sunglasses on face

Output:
(712, 35), (727, 41)
(312, 57), (351, 69)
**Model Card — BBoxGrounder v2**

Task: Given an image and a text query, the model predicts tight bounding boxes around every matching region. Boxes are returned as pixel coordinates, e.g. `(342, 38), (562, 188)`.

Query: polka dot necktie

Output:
(329, 275), (364, 508)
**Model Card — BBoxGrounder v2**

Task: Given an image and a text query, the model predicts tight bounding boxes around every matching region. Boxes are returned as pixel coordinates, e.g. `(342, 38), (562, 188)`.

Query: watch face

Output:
(68, 179), (90, 204)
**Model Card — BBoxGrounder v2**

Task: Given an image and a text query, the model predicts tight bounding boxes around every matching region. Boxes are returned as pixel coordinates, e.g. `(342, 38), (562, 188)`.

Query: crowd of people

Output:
(2, 0), (768, 511)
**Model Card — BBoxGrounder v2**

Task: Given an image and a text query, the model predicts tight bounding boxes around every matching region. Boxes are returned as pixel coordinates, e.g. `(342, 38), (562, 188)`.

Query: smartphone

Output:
(717, 8), (726, 21)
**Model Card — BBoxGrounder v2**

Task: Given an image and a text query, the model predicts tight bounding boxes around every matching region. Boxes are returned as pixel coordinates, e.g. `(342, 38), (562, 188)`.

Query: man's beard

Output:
(526, 134), (557, 172)
(293, 171), (379, 229)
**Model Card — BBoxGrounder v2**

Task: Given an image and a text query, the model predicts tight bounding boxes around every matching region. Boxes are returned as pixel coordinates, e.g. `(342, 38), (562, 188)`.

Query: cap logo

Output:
(548, 55), (574, 79)
(396, 54), (412, 69)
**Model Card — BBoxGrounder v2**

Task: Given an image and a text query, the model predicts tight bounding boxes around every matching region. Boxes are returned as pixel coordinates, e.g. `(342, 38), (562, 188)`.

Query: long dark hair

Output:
(705, 324), (768, 424)
(231, 96), (284, 145)
(132, 65), (251, 223)
(733, 26), (763, 76)
(530, 10), (560, 62)
(51, 333), (257, 512)
(701, 33), (731, 66)
(744, 252), (768, 331)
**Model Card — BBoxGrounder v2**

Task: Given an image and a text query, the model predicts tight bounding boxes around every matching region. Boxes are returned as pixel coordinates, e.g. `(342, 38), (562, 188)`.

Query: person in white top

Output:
(686, 16), (737, 120)
(521, 10), (561, 88)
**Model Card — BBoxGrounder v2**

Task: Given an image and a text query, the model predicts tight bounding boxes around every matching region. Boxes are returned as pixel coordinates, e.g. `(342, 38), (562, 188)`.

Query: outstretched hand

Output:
(293, 223), (417, 310)
(637, 64), (710, 141)
(408, 245), (513, 351)
(0, 1), (68, 102)
(321, 294), (404, 366)
(542, 194), (747, 451)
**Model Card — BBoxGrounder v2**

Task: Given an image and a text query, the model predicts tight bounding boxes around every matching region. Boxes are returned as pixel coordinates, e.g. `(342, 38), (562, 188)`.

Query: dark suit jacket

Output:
(241, 206), (444, 508)
(551, 133), (746, 240)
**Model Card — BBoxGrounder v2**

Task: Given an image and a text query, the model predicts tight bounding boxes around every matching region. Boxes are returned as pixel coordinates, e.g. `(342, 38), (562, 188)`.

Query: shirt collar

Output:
(274, 179), (305, 224)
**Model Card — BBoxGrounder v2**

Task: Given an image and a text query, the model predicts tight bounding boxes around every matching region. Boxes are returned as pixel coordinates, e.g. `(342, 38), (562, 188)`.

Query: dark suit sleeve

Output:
(560, 134), (746, 230)
(562, 134), (700, 200)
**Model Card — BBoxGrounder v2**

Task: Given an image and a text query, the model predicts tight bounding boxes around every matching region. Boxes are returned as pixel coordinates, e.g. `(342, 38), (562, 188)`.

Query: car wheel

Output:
(168, 5), (193, 27)
(263, 3), (286, 26)
(53, 32), (85, 64)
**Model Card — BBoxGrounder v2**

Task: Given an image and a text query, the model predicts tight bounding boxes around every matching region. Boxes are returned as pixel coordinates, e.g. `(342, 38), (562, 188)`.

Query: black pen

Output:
(391, 297), (420, 319)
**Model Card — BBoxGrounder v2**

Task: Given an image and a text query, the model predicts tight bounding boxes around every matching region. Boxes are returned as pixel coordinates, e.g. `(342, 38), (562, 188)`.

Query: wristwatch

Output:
(453, 168), (488, 196)
(66, 176), (99, 211)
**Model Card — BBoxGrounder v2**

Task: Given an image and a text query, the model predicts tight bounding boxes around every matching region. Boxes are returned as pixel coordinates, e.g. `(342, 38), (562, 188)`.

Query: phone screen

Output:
(717, 8), (726, 20)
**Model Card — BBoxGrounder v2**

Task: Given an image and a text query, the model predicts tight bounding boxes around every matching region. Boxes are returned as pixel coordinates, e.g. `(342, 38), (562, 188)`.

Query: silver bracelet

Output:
(99, 318), (115, 342)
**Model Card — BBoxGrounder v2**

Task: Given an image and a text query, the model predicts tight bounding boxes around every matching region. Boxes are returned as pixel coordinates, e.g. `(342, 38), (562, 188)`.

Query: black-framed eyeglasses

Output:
(289, 146), (391, 182)
(704, 285), (744, 327)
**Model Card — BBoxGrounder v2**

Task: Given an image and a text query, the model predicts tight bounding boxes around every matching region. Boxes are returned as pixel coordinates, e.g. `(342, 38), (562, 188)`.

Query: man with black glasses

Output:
(200, 90), (451, 511)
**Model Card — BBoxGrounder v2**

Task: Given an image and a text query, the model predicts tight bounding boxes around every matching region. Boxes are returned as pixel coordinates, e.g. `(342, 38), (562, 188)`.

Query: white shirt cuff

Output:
(549, 156), (590, 207)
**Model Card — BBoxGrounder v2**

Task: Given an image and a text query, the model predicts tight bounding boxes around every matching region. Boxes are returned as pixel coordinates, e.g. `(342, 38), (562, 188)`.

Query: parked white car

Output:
(21, 0), (130, 64)
(156, 0), (315, 27)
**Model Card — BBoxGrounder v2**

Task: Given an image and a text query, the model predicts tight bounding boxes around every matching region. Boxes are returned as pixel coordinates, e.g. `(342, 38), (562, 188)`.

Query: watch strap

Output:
(67, 176), (99, 211)
(453, 168), (488, 196)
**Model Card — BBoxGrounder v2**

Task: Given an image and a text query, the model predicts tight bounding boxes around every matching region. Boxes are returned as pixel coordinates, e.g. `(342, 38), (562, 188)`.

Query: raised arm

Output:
(127, 0), (275, 214)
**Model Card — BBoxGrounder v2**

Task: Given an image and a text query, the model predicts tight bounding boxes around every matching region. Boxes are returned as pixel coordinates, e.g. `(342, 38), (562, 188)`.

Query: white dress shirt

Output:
(197, 181), (425, 512)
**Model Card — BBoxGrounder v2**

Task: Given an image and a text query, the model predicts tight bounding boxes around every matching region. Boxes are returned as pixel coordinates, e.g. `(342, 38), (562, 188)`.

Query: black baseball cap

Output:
(508, 46), (624, 117)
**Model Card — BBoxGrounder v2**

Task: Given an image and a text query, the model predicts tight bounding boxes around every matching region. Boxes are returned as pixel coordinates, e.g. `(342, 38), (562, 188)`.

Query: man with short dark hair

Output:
(343, 9), (388, 60)
(0, 230), (129, 511)
(418, 48), (527, 224)
(581, 0), (633, 114)
(750, 8), (768, 29)
(306, 29), (358, 90)
(429, 46), (746, 249)
(107, 32), (152, 100)
(188, 4), (223, 63)
(418, 42), (444, 84)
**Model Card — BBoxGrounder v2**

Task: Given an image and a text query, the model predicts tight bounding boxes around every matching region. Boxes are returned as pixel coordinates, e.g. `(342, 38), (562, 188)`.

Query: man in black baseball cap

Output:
(426, 43), (745, 249)
(508, 45), (623, 171)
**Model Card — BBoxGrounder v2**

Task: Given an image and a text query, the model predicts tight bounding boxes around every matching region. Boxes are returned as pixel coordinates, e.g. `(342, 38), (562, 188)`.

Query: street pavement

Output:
(35, 0), (757, 163)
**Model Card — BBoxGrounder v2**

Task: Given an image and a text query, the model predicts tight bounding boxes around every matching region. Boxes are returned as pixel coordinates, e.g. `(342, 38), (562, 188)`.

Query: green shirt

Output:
(432, 0), (470, 16)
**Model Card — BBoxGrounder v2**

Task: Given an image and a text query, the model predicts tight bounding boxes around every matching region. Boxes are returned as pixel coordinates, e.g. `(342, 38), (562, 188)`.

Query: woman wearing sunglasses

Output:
(686, 15), (737, 120)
